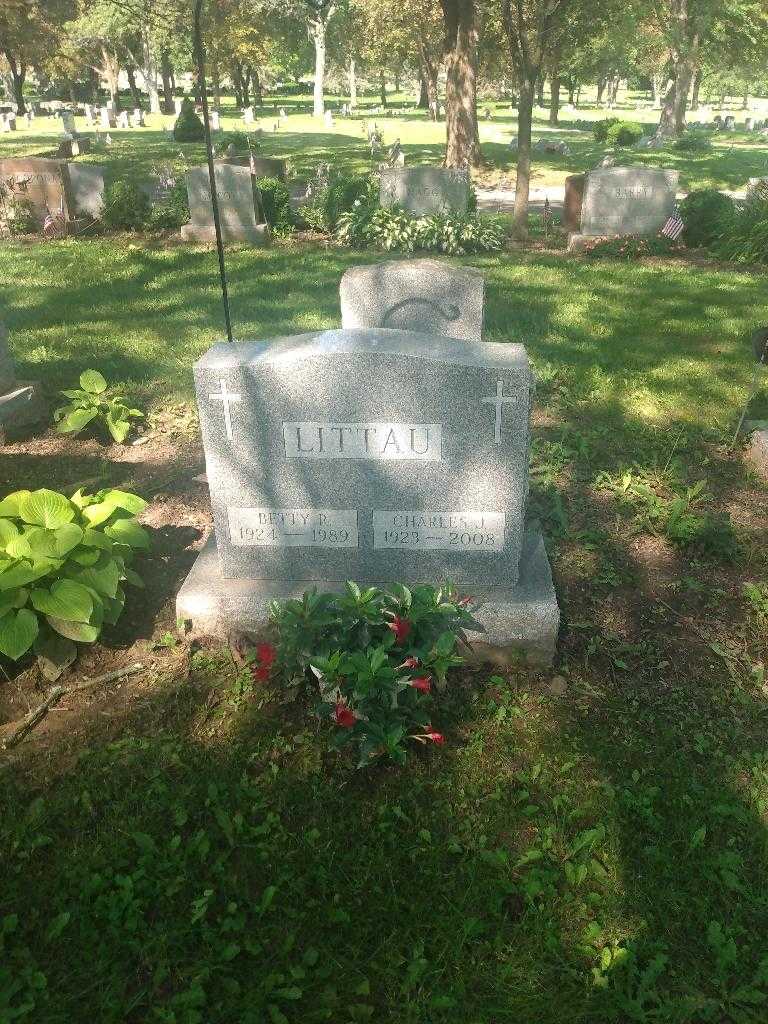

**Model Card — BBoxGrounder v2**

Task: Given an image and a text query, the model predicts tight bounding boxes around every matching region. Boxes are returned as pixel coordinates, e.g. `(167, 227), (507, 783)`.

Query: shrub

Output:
(605, 120), (644, 147)
(266, 581), (480, 766)
(54, 369), (143, 444)
(102, 180), (150, 231)
(147, 179), (189, 230)
(0, 487), (148, 674)
(678, 189), (734, 247)
(593, 117), (620, 142)
(582, 234), (683, 259)
(173, 98), (205, 142)
(255, 175), (292, 232)
(299, 167), (374, 232)
(0, 187), (37, 235)
(337, 201), (507, 255)
(673, 131), (712, 152)
(710, 193), (768, 264)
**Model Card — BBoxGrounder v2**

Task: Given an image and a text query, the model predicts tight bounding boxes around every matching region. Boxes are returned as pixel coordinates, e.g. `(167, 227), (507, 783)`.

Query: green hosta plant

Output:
(0, 487), (149, 677)
(265, 582), (482, 767)
(54, 369), (143, 443)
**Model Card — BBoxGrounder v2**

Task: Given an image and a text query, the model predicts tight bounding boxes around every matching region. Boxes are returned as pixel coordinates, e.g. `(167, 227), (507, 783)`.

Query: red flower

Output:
(334, 702), (357, 728)
(256, 642), (277, 667)
(457, 595), (474, 608)
(387, 615), (412, 645)
(251, 664), (271, 682)
(411, 676), (432, 693)
(399, 656), (419, 669)
(424, 727), (445, 744)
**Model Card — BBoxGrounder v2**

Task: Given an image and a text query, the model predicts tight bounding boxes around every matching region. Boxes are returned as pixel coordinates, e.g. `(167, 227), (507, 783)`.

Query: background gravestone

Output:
(563, 173), (586, 231)
(380, 166), (470, 216)
(568, 165), (678, 250)
(68, 164), (105, 218)
(178, 325), (558, 664)
(340, 259), (485, 342)
(180, 163), (270, 244)
(0, 158), (75, 225)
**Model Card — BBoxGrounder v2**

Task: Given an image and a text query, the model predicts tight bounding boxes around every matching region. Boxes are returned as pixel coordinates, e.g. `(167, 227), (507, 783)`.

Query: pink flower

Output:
(411, 676), (432, 693)
(457, 595), (474, 608)
(251, 664), (271, 682)
(399, 656), (419, 669)
(334, 702), (356, 728)
(387, 615), (412, 645)
(256, 642), (277, 667)
(424, 727), (445, 744)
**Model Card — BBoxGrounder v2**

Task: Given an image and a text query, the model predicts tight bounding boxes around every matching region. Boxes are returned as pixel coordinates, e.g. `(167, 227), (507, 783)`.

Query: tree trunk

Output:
(596, 77), (606, 105)
(690, 68), (701, 111)
(659, 45), (697, 135)
(440, 0), (482, 168)
(379, 70), (387, 107)
(141, 31), (162, 113)
(513, 73), (534, 237)
(394, 70), (401, 92)
(418, 72), (429, 108)
(418, 37), (440, 121)
(348, 57), (357, 108)
(126, 65), (140, 108)
(568, 80), (575, 104)
(252, 67), (262, 105)
(101, 47), (121, 108)
(742, 86), (749, 110)
(536, 76), (544, 107)
(311, 14), (327, 117)
(212, 59), (221, 111)
(161, 50), (174, 113)
(549, 61), (561, 125)
(6, 57), (26, 114)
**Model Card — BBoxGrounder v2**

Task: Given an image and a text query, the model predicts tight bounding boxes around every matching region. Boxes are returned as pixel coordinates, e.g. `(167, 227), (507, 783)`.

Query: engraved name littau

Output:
(283, 422), (442, 460)
(229, 508), (359, 548)
(373, 511), (505, 551)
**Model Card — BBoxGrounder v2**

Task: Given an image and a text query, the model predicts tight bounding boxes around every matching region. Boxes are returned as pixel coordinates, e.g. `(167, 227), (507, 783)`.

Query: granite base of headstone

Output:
(0, 323), (46, 443)
(176, 284), (559, 666)
(340, 259), (484, 342)
(567, 165), (678, 251)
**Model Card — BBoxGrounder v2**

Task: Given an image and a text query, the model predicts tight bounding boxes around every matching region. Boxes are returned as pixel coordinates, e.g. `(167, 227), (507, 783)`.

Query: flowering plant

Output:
(266, 582), (482, 767)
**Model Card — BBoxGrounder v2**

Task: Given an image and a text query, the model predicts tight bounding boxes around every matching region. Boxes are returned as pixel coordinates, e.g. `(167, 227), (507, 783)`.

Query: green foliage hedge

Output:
(255, 176), (292, 232)
(605, 121), (645, 147)
(102, 181), (150, 232)
(173, 99), (205, 143)
(593, 117), (621, 142)
(711, 194), (768, 264)
(678, 189), (734, 248)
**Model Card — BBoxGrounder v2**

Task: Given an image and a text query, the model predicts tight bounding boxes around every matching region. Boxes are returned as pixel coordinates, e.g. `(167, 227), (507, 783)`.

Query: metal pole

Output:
(193, 0), (234, 344)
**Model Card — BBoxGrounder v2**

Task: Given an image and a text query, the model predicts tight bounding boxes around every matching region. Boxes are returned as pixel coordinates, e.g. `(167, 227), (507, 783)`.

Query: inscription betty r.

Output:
(283, 421), (442, 460)
(229, 507), (359, 548)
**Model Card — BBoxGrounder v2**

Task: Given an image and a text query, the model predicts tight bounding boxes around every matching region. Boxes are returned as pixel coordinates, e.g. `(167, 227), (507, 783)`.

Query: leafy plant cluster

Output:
(592, 117), (621, 142)
(102, 179), (190, 232)
(0, 487), (148, 672)
(597, 470), (738, 558)
(54, 369), (143, 444)
(679, 188), (735, 247)
(711, 191), (768, 264)
(0, 183), (37, 237)
(173, 98), (205, 142)
(672, 131), (713, 152)
(298, 166), (373, 232)
(266, 582), (480, 766)
(255, 175), (293, 233)
(582, 233), (683, 259)
(337, 199), (506, 256)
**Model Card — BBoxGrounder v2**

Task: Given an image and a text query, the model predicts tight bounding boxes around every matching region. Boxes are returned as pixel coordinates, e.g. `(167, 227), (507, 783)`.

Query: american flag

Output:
(661, 206), (684, 240)
(42, 210), (55, 236)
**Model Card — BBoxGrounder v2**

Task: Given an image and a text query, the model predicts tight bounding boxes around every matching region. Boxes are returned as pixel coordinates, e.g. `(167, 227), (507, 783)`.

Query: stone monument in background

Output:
(567, 165), (678, 251)
(180, 163), (270, 244)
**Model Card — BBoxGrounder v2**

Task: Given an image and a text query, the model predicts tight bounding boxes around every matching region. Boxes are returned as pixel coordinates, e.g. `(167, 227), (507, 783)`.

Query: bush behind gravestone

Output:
(710, 194), (768, 264)
(147, 179), (190, 230)
(593, 117), (621, 142)
(173, 99), (205, 142)
(102, 180), (151, 231)
(673, 131), (712, 152)
(255, 176), (292, 232)
(605, 121), (644, 147)
(299, 169), (375, 232)
(678, 188), (734, 247)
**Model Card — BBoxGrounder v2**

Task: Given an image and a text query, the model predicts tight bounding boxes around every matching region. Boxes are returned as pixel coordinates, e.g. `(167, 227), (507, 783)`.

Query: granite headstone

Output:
(180, 163), (270, 244)
(340, 259), (485, 342)
(68, 164), (105, 218)
(0, 321), (46, 441)
(568, 165), (678, 249)
(0, 158), (74, 225)
(380, 166), (470, 216)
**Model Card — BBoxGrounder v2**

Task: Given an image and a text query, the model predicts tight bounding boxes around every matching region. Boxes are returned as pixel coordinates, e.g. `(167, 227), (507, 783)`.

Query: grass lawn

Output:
(1, 236), (768, 1023)
(3, 90), (768, 192)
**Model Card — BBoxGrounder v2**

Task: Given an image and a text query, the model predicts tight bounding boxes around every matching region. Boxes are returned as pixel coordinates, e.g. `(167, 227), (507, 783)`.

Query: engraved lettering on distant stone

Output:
(480, 381), (517, 444)
(373, 510), (506, 551)
(228, 507), (359, 548)
(283, 422), (442, 460)
(209, 379), (241, 440)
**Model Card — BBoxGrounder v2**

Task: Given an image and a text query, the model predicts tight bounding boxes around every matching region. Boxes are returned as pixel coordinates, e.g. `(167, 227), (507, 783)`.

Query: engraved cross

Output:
(209, 379), (241, 441)
(480, 380), (517, 444)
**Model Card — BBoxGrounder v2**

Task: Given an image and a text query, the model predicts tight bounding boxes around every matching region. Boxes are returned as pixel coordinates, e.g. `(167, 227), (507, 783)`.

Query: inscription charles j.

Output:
(283, 421), (442, 461)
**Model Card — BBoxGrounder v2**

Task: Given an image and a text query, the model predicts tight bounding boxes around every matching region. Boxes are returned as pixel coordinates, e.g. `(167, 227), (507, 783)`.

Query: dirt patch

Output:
(628, 534), (682, 599)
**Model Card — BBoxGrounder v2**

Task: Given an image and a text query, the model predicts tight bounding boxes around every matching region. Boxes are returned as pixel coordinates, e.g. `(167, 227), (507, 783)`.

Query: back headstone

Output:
(340, 259), (484, 342)
(130, 108), (145, 127)
(563, 173), (586, 231)
(174, 98), (184, 114)
(724, 114), (736, 130)
(116, 111), (129, 128)
(100, 107), (116, 129)
(181, 163), (269, 244)
(380, 166), (470, 216)
(0, 158), (75, 225)
(68, 164), (105, 218)
(246, 156), (287, 182)
(0, 321), (46, 441)
(568, 165), (678, 249)
(210, 110), (221, 131)
(61, 110), (76, 135)
(243, 106), (255, 125)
